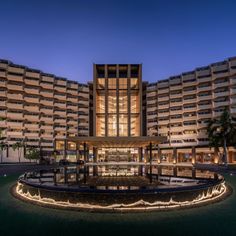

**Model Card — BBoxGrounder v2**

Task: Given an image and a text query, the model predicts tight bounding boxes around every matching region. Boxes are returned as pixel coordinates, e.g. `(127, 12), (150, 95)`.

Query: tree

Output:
(0, 117), (7, 163)
(25, 147), (40, 162)
(12, 140), (24, 163)
(207, 108), (236, 164)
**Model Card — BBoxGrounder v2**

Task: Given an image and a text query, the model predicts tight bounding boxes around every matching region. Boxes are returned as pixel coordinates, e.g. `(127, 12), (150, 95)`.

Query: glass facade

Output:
(95, 65), (141, 137)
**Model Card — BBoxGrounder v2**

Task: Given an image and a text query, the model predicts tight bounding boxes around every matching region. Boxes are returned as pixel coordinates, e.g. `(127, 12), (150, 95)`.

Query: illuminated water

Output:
(0, 174), (236, 236)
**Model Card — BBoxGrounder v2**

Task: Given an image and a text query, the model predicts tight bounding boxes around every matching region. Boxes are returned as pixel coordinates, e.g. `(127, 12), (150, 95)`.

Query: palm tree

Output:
(207, 108), (236, 164)
(0, 117), (7, 163)
(12, 140), (24, 163)
(0, 141), (7, 163)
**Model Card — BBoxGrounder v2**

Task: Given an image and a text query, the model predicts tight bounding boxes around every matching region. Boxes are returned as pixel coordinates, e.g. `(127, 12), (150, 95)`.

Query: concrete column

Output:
(192, 146), (196, 165)
(83, 142), (87, 184)
(192, 167), (196, 179)
(76, 142), (80, 161)
(157, 146), (161, 164)
(93, 147), (98, 176)
(173, 165), (177, 177)
(138, 147), (143, 176)
(76, 165), (80, 184)
(173, 148), (177, 164)
(149, 142), (152, 183)
(64, 166), (68, 184)
(63, 140), (67, 160)
(53, 169), (57, 186)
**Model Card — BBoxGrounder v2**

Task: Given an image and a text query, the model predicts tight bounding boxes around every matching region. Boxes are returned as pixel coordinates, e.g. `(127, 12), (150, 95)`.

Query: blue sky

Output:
(1, 0), (236, 83)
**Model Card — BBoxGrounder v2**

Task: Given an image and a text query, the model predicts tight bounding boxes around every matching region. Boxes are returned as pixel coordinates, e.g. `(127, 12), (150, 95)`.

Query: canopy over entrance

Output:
(67, 136), (166, 148)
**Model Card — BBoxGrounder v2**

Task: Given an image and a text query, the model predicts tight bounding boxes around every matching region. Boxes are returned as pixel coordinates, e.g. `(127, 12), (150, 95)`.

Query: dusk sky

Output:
(1, 0), (236, 83)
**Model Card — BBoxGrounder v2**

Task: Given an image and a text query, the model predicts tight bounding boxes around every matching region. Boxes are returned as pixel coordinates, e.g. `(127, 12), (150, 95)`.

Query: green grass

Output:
(0, 174), (236, 236)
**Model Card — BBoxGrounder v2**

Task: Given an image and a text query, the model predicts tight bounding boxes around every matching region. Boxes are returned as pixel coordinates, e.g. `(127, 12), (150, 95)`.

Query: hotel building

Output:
(0, 57), (235, 165)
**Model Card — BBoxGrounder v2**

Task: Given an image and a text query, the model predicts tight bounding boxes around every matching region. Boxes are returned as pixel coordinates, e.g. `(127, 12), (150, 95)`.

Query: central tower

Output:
(93, 64), (142, 137)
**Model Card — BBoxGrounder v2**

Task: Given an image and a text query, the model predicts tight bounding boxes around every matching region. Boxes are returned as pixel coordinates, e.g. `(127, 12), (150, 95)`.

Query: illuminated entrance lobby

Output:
(14, 64), (230, 212)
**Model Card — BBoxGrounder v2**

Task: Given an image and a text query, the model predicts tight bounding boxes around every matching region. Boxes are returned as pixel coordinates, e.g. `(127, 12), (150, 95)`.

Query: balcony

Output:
(7, 93), (23, 100)
(197, 113), (212, 119)
(198, 140), (209, 145)
(169, 109), (183, 115)
(54, 126), (67, 131)
(54, 94), (67, 101)
(40, 133), (54, 139)
(67, 89), (78, 96)
(7, 131), (23, 137)
(197, 76), (212, 83)
(7, 74), (24, 82)
(40, 117), (54, 123)
(25, 88), (40, 95)
(40, 82), (54, 90)
(25, 79), (40, 86)
(231, 108), (236, 114)
(158, 87), (169, 94)
(0, 71), (6, 77)
(54, 86), (67, 93)
(183, 106), (197, 111)
(25, 124), (39, 129)
(198, 95), (212, 101)
(0, 91), (6, 97)
(231, 98), (236, 105)
(24, 97), (39, 104)
(170, 84), (182, 91)
(8, 84), (23, 91)
(78, 107), (89, 113)
(54, 111), (67, 116)
(197, 86), (212, 92)
(183, 115), (197, 121)
(40, 125), (54, 130)
(213, 101), (230, 107)
(158, 111), (169, 117)
(55, 80), (67, 87)
(183, 89), (196, 96)
(198, 104), (212, 110)
(7, 121), (23, 128)
(169, 93), (182, 99)
(54, 102), (67, 109)
(25, 114), (39, 120)
(7, 112), (23, 119)
(40, 91), (54, 98)
(24, 132), (40, 138)
(213, 91), (230, 98)
(7, 103), (23, 110)
(230, 88), (236, 94)
(25, 71), (40, 78)
(158, 119), (169, 125)
(157, 95), (169, 102)
(170, 117), (182, 123)
(0, 81), (6, 87)
(0, 101), (6, 107)
(147, 106), (157, 113)
(183, 98), (196, 104)
(8, 66), (24, 74)
(67, 104), (78, 110)
(40, 100), (54, 106)
(213, 81), (229, 88)
(67, 97), (78, 103)
(54, 118), (67, 124)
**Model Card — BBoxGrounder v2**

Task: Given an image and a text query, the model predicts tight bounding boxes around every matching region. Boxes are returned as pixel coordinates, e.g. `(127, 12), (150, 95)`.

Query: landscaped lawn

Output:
(0, 173), (236, 236)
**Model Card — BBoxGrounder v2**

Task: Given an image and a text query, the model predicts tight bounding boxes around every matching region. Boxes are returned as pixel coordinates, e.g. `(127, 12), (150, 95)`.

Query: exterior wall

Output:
(0, 59), (89, 162)
(146, 57), (236, 163)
